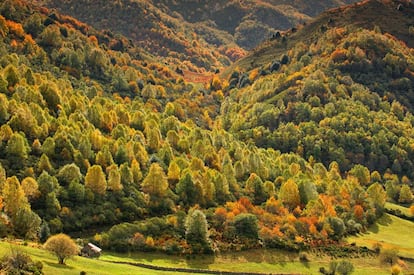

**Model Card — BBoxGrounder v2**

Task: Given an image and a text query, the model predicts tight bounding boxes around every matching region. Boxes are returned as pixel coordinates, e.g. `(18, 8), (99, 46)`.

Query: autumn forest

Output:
(0, 0), (414, 274)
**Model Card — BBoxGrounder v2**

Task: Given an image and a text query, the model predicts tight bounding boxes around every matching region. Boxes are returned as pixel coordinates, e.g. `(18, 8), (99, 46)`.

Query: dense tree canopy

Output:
(0, 0), (410, 256)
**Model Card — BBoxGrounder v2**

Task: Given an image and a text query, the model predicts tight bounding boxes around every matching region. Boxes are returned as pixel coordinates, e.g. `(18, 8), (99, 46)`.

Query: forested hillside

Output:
(35, 0), (243, 72)
(222, 0), (414, 176)
(0, 0), (412, 260)
(36, 0), (360, 72)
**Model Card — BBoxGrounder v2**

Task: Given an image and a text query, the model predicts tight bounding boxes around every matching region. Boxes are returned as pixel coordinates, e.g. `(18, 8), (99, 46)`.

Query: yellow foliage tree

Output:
(167, 160), (180, 185)
(131, 158), (143, 185)
(106, 165), (122, 192)
(21, 177), (40, 201)
(85, 165), (107, 195)
(2, 176), (28, 215)
(44, 234), (79, 264)
(142, 163), (168, 198)
(279, 179), (300, 210)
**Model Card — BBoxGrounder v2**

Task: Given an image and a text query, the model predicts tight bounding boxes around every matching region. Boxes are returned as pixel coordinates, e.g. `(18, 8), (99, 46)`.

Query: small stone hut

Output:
(80, 243), (102, 258)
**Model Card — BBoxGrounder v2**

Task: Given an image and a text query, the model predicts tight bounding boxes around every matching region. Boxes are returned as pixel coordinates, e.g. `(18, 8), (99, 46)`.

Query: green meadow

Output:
(385, 202), (413, 217)
(348, 213), (414, 260)
(0, 241), (170, 275)
(3, 212), (414, 275)
(102, 249), (393, 275)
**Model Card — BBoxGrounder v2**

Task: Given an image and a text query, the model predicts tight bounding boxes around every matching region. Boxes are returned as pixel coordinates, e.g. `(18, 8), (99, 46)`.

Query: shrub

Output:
(336, 260), (354, 275)
(379, 248), (399, 265)
(0, 247), (43, 274)
(409, 26), (414, 37)
(299, 252), (309, 262)
(280, 54), (289, 65)
(233, 213), (259, 240)
(372, 242), (382, 254)
(391, 264), (401, 275)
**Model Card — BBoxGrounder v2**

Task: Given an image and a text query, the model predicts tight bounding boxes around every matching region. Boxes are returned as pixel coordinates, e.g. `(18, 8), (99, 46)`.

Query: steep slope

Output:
(220, 0), (414, 178)
(155, 0), (360, 48)
(34, 0), (240, 72)
(37, 0), (361, 72)
(230, 0), (414, 72)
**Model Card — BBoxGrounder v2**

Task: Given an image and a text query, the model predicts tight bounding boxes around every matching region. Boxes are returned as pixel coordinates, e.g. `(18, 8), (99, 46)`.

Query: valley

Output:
(0, 0), (414, 274)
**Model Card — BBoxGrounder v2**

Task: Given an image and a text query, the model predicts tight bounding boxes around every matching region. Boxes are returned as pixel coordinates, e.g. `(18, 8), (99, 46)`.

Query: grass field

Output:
(348, 213), (414, 260)
(0, 232), (406, 275)
(102, 248), (394, 275)
(385, 202), (413, 217)
(0, 241), (175, 275)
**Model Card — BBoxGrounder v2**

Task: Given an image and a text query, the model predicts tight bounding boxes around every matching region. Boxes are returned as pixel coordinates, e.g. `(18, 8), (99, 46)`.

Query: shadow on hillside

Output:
(301, 260), (310, 269)
(377, 214), (392, 226)
(185, 254), (215, 270)
(139, 254), (182, 266)
(368, 214), (392, 234)
(244, 249), (298, 268)
(43, 260), (76, 270)
(368, 223), (379, 234)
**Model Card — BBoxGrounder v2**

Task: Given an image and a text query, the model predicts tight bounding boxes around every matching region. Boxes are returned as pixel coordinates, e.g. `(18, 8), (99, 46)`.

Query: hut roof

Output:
(87, 243), (102, 253)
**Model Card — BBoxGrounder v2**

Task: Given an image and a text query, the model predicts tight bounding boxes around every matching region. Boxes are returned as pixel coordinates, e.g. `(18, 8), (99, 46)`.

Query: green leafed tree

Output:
(35, 171), (61, 219)
(176, 172), (197, 207)
(119, 162), (133, 186)
(348, 164), (371, 186)
(245, 173), (267, 205)
(68, 180), (85, 202)
(367, 183), (386, 215)
(185, 209), (211, 253)
(6, 132), (30, 162)
(298, 180), (318, 205)
(398, 184), (413, 204)
(12, 207), (41, 239)
(131, 159), (143, 185)
(233, 213), (259, 239)
(57, 163), (82, 186)
(39, 82), (61, 112)
(4, 64), (19, 88)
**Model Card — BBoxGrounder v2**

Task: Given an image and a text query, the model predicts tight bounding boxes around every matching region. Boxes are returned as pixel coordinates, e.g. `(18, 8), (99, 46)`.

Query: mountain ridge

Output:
(229, 0), (414, 75)
(36, 0), (362, 72)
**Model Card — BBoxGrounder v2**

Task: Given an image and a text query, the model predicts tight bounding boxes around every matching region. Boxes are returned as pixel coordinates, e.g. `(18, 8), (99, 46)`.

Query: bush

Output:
(409, 26), (414, 37)
(391, 264), (401, 275)
(379, 248), (399, 265)
(280, 54), (289, 65)
(299, 252), (309, 262)
(323, 260), (354, 275)
(0, 248), (43, 274)
(372, 242), (382, 254)
(336, 260), (354, 275)
(233, 214), (259, 239)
